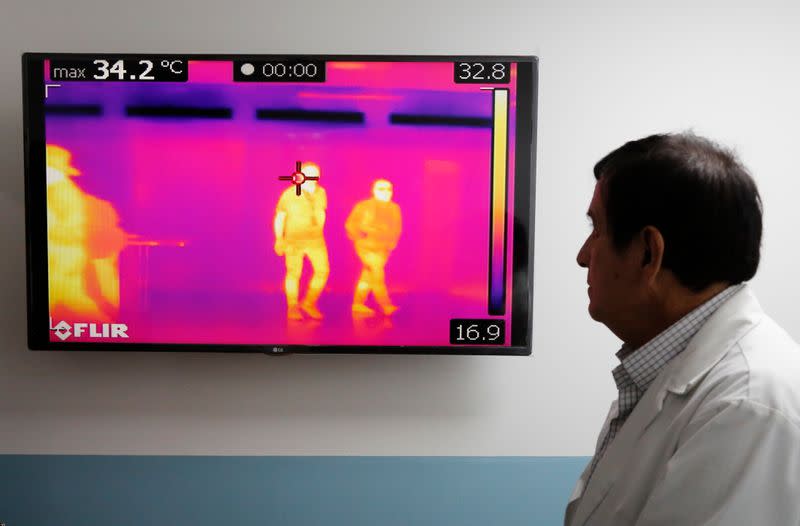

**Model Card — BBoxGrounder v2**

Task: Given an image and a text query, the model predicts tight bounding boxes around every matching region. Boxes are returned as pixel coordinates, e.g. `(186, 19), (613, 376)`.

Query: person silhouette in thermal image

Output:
(46, 144), (127, 322)
(273, 162), (330, 321)
(346, 179), (402, 316)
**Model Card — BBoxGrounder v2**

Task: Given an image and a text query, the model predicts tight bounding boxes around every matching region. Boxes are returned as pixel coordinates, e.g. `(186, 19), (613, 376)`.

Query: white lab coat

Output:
(565, 285), (800, 526)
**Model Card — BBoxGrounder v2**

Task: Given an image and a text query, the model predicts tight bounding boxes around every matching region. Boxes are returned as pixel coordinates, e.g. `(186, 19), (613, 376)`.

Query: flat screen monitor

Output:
(22, 53), (537, 355)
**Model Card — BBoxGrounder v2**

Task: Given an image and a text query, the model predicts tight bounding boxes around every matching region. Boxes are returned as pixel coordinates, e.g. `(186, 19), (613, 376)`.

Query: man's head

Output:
(46, 144), (80, 184)
(301, 162), (320, 193)
(372, 179), (393, 202)
(576, 132), (762, 344)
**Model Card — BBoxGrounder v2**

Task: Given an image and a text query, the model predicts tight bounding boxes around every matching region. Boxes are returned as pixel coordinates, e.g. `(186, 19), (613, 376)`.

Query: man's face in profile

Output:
(576, 182), (643, 331)
(301, 164), (320, 193)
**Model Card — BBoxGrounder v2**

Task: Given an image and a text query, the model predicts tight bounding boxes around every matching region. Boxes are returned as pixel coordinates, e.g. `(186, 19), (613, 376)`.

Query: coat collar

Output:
(664, 285), (763, 394)
(567, 284), (764, 526)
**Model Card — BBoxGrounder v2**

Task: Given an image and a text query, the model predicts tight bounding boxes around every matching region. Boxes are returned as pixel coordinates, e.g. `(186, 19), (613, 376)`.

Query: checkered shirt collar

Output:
(614, 284), (745, 393)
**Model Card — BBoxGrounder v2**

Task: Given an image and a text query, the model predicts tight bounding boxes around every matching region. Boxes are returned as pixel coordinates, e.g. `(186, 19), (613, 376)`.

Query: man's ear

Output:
(641, 226), (665, 278)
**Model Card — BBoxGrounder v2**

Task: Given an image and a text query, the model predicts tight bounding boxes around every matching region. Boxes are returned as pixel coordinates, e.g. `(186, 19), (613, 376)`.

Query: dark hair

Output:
(594, 132), (762, 292)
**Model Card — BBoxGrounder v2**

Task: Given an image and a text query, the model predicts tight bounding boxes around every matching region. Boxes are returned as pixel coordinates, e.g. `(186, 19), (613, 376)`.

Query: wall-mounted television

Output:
(22, 53), (537, 355)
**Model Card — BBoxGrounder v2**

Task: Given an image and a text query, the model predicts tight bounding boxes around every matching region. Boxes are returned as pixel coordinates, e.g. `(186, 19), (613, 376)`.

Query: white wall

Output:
(0, 0), (797, 456)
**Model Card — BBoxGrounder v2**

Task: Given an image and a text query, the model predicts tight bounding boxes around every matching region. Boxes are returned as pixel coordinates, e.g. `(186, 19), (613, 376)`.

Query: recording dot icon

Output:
(241, 63), (255, 76)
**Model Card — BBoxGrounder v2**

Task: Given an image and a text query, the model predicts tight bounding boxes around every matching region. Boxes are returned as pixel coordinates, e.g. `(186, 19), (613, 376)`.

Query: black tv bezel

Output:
(22, 53), (537, 356)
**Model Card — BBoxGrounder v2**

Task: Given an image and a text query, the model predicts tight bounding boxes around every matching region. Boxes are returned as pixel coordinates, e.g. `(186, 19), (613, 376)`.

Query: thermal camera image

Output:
(42, 60), (519, 347)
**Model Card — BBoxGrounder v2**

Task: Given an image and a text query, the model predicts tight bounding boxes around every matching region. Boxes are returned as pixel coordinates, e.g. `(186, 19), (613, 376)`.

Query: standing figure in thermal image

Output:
(273, 162), (330, 320)
(46, 144), (127, 322)
(346, 179), (402, 316)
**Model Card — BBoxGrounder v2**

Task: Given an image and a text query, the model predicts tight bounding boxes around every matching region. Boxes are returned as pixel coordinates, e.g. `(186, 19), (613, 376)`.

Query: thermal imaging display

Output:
(23, 54), (537, 354)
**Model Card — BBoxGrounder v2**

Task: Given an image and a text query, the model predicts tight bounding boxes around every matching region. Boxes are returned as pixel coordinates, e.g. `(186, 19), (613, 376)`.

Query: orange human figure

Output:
(273, 162), (330, 320)
(345, 179), (402, 316)
(46, 145), (126, 322)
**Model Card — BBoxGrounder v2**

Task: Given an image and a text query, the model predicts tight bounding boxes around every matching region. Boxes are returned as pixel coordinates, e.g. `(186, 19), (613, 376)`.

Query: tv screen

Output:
(22, 54), (537, 355)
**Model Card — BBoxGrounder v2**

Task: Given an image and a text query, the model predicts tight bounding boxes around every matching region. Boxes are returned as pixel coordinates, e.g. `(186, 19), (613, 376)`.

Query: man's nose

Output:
(577, 239), (589, 268)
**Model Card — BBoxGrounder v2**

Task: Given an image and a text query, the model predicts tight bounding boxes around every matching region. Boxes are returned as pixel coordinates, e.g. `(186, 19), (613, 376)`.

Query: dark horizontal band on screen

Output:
(389, 114), (492, 128)
(44, 104), (104, 116)
(125, 106), (233, 119)
(255, 109), (365, 123)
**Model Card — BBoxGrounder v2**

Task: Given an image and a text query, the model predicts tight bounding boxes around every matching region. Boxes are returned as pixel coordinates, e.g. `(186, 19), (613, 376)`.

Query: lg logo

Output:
(50, 318), (129, 341)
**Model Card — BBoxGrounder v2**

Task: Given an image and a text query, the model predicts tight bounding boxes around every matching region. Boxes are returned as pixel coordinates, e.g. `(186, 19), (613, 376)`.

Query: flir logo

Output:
(50, 318), (129, 341)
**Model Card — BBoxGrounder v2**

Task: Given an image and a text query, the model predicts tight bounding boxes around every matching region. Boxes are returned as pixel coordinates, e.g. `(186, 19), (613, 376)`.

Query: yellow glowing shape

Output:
(273, 168), (329, 320)
(346, 180), (402, 316)
(372, 179), (393, 203)
(46, 144), (126, 322)
(329, 62), (368, 71)
(301, 162), (320, 180)
(47, 145), (81, 177)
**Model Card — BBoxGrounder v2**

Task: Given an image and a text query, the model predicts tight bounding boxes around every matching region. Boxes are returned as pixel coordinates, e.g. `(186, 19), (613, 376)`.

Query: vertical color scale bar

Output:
(489, 89), (510, 315)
